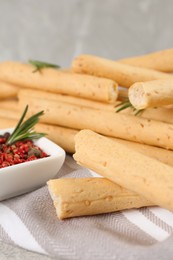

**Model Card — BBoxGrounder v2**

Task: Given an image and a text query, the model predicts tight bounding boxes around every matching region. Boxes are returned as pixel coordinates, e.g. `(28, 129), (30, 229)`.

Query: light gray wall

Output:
(0, 0), (172, 68)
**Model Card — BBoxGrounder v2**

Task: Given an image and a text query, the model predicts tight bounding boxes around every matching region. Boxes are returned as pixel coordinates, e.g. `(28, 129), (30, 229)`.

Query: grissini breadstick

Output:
(0, 117), (17, 128)
(0, 81), (18, 99)
(0, 107), (19, 120)
(129, 79), (173, 109)
(141, 106), (173, 124)
(0, 61), (118, 103)
(35, 124), (77, 154)
(117, 102), (173, 124)
(18, 89), (117, 111)
(18, 89), (173, 124)
(18, 97), (173, 150)
(111, 138), (173, 167)
(118, 49), (173, 72)
(72, 54), (172, 88)
(74, 130), (173, 211)
(59, 68), (72, 73)
(41, 123), (173, 167)
(47, 178), (153, 220)
(2, 114), (173, 165)
(0, 99), (18, 110)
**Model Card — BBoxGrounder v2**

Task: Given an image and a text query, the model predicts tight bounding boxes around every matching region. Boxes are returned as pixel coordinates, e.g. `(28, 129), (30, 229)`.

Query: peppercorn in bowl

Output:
(0, 128), (65, 201)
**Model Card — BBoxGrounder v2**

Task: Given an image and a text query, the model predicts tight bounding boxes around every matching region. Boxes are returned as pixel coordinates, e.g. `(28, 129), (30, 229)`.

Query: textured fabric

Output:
(0, 155), (173, 259)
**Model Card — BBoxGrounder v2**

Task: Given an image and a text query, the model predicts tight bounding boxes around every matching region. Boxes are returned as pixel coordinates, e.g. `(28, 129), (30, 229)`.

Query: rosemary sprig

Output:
(28, 60), (60, 72)
(115, 99), (143, 116)
(6, 105), (46, 145)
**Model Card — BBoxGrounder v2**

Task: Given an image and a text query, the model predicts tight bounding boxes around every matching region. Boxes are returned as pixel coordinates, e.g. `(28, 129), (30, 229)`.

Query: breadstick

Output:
(0, 107), (19, 120)
(41, 122), (173, 167)
(18, 89), (117, 111)
(2, 113), (173, 166)
(72, 54), (172, 88)
(0, 99), (18, 110)
(111, 138), (173, 167)
(47, 178), (153, 220)
(38, 122), (173, 165)
(117, 103), (173, 124)
(35, 124), (77, 154)
(0, 61), (118, 103)
(0, 81), (18, 99)
(19, 88), (173, 124)
(59, 68), (72, 73)
(0, 117), (16, 128)
(18, 97), (173, 150)
(141, 107), (173, 124)
(129, 79), (173, 109)
(74, 130), (173, 211)
(118, 49), (173, 72)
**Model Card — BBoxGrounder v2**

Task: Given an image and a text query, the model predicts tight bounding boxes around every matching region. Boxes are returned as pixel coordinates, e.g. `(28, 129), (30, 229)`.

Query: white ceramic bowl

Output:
(0, 128), (65, 201)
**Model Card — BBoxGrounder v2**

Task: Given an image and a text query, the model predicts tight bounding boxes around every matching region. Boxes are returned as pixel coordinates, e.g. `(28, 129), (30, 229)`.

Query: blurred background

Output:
(0, 0), (172, 68)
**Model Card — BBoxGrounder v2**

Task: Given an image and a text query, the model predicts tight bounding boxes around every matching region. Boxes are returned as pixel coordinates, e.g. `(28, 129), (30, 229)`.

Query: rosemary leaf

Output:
(115, 99), (143, 116)
(116, 103), (133, 113)
(6, 105), (46, 145)
(8, 105), (29, 140)
(29, 60), (60, 72)
(134, 109), (143, 116)
(16, 111), (44, 134)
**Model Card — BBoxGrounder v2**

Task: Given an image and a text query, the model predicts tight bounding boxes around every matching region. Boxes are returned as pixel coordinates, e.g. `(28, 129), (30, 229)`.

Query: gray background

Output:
(0, 0), (173, 67)
(0, 0), (173, 259)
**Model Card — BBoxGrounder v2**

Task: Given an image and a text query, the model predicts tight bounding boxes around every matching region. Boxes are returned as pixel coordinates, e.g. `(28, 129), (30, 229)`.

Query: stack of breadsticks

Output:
(1, 49), (173, 219)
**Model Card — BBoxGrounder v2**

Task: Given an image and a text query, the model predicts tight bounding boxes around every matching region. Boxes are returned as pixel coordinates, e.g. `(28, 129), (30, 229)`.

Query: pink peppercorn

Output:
(0, 132), (49, 169)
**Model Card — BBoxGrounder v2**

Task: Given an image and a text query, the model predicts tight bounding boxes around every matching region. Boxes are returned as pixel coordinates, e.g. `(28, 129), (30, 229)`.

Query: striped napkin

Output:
(0, 155), (173, 259)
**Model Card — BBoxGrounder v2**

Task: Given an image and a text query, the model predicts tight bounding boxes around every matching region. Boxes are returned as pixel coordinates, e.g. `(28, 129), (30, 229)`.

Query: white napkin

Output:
(0, 155), (173, 259)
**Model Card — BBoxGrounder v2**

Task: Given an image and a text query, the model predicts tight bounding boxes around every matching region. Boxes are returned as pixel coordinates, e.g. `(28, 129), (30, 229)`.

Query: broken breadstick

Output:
(72, 54), (172, 87)
(118, 49), (173, 72)
(0, 61), (118, 103)
(73, 130), (173, 211)
(47, 178), (153, 220)
(129, 79), (173, 109)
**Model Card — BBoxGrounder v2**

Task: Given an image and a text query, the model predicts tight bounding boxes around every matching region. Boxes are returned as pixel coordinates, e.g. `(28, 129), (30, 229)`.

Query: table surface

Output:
(0, 0), (173, 258)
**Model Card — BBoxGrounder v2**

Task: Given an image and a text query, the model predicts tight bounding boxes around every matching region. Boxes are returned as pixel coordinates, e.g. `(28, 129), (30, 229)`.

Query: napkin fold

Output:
(0, 155), (173, 259)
